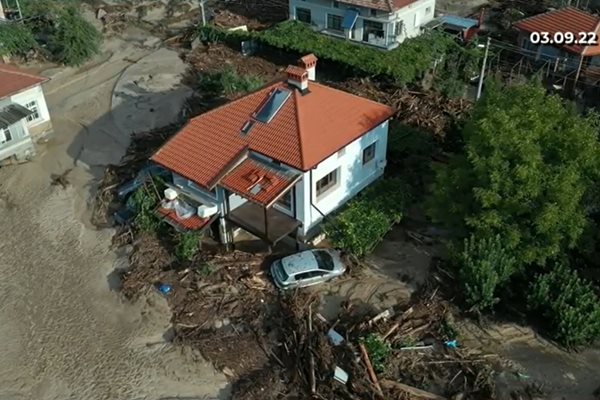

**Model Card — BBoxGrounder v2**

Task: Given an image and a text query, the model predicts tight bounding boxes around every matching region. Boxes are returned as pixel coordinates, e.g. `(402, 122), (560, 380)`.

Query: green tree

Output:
(455, 234), (516, 311)
(48, 6), (101, 66)
(528, 263), (600, 347)
(427, 82), (600, 266)
(0, 23), (37, 57)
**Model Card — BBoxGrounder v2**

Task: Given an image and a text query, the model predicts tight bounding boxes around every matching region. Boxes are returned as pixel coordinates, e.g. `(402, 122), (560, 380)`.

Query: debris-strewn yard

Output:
(115, 232), (539, 400)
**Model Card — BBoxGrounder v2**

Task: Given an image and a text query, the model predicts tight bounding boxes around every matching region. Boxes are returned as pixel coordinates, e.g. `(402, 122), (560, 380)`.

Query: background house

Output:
(0, 65), (53, 164)
(288, 0), (436, 50)
(151, 55), (394, 248)
(513, 7), (600, 84)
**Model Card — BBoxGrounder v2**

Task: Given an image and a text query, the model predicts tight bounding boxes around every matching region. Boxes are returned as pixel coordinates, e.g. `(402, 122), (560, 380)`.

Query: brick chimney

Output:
(286, 65), (309, 92)
(298, 54), (318, 81)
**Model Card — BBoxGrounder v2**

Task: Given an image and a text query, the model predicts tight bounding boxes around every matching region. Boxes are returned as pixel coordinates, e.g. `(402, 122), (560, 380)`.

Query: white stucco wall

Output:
(297, 119), (389, 236)
(10, 85), (51, 129)
(289, 0), (436, 48)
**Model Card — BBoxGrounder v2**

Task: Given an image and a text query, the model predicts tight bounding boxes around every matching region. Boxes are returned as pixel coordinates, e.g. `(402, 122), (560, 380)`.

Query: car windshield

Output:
(313, 250), (334, 271)
(275, 260), (289, 281)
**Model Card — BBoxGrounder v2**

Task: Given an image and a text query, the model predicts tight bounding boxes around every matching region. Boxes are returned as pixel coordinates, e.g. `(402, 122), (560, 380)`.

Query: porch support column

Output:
(264, 206), (272, 253)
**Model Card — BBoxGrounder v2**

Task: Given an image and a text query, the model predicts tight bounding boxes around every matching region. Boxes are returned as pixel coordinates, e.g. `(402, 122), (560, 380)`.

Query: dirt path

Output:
(0, 36), (228, 400)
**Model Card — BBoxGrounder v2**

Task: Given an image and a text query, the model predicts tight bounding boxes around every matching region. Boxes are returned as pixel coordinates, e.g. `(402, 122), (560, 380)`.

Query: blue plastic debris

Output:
(444, 340), (458, 349)
(158, 283), (172, 295)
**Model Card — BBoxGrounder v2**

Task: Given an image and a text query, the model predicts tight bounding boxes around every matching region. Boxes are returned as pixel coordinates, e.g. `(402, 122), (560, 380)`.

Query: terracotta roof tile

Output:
(513, 7), (600, 56)
(152, 80), (393, 189)
(0, 64), (49, 99)
(155, 207), (213, 231)
(220, 158), (300, 206)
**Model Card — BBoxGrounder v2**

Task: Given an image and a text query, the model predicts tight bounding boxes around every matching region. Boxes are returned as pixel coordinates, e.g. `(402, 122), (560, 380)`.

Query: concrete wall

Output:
(0, 120), (36, 163)
(10, 85), (53, 139)
(289, 0), (436, 49)
(297, 119), (389, 237)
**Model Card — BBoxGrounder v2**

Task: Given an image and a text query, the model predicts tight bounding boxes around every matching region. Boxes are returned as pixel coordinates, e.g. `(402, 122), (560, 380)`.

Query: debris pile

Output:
(91, 124), (180, 228)
(218, 0), (289, 26)
(330, 79), (472, 137)
(184, 44), (284, 83)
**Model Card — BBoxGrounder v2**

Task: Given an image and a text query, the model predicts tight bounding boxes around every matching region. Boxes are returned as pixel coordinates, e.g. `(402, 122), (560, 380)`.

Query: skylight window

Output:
(254, 88), (291, 123)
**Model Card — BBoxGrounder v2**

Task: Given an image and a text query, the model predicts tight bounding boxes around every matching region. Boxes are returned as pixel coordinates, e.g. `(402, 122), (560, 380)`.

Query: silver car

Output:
(270, 249), (347, 290)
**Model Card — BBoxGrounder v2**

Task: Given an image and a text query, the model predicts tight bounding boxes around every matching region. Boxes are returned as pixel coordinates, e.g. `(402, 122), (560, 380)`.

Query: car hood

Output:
(281, 252), (317, 276)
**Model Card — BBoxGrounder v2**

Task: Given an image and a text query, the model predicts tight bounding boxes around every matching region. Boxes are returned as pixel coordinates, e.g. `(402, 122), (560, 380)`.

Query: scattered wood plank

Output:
(380, 379), (448, 400)
(359, 343), (384, 398)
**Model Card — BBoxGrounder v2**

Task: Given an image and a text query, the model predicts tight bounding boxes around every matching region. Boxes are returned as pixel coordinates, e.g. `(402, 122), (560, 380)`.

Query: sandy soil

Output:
(0, 35), (228, 400)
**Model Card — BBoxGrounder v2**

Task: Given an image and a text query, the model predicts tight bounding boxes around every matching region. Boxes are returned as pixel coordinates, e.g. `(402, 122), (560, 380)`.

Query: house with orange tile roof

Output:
(513, 7), (600, 82)
(151, 54), (395, 247)
(289, 0), (436, 50)
(0, 64), (53, 164)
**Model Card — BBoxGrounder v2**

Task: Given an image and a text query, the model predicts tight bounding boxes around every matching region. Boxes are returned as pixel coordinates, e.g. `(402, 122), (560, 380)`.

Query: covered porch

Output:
(219, 156), (303, 247)
(227, 201), (301, 245)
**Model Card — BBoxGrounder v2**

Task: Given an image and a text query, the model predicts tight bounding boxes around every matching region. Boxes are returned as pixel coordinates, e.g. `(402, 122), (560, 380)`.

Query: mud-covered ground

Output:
(0, 33), (228, 400)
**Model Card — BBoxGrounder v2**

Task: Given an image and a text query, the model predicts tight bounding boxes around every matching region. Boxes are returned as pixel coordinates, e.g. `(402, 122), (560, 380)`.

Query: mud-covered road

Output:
(0, 36), (227, 400)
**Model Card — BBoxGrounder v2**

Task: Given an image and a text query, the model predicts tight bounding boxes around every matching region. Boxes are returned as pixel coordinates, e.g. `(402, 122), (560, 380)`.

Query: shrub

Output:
(455, 234), (517, 312)
(197, 66), (264, 96)
(48, 6), (101, 66)
(197, 22), (470, 86)
(323, 178), (409, 257)
(175, 232), (202, 261)
(528, 263), (600, 347)
(360, 333), (391, 373)
(0, 23), (37, 57)
(130, 187), (161, 233)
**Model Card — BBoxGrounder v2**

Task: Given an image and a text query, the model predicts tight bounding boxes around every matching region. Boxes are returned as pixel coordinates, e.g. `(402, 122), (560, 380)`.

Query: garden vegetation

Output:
(0, 0), (101, 66)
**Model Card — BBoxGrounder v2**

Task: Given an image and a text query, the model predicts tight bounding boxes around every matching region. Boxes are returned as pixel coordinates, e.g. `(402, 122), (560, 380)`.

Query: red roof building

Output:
(0, 65), (49, 99)
(152, 69), (393, 191)
(513, 7), (600, 56)
(151, 56), (395, 244)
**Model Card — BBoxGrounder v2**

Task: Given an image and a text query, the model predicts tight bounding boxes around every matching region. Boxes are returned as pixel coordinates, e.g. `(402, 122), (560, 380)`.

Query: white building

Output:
(288, 0), (436, 50)
(151, 54), (394, 247)
(0, 65), (53, 165)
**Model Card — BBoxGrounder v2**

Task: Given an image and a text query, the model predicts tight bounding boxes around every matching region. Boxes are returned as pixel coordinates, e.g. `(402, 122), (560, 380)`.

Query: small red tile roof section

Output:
(0, 64), (49, 99)
(513, 7), (600, 56)
(151, 80), (393, 190)
(220, 158), (301, 206)
(339, 0), (417, 12)
(156, 207), (212, 231)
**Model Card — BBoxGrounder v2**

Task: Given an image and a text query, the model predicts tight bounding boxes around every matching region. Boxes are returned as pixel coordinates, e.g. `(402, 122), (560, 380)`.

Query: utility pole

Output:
(476, 36), (491, 100)
(199, 0), (206, 26)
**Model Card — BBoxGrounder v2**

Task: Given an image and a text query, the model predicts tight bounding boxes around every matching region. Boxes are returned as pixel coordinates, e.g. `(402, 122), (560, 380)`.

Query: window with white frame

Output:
(1, 127), (12, 144)
(24, 100), (41, 123)
(362, 142), (376, 165)
(316, 168), (338, 197)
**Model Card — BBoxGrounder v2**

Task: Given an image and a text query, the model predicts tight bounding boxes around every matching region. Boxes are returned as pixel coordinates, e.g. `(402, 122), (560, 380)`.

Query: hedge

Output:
(197, 21), (461, 86)
(323, 178), (409, 257)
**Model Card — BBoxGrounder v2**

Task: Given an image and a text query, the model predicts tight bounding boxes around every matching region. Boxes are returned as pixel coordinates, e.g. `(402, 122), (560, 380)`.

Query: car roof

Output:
(281, 250), (319, 275)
